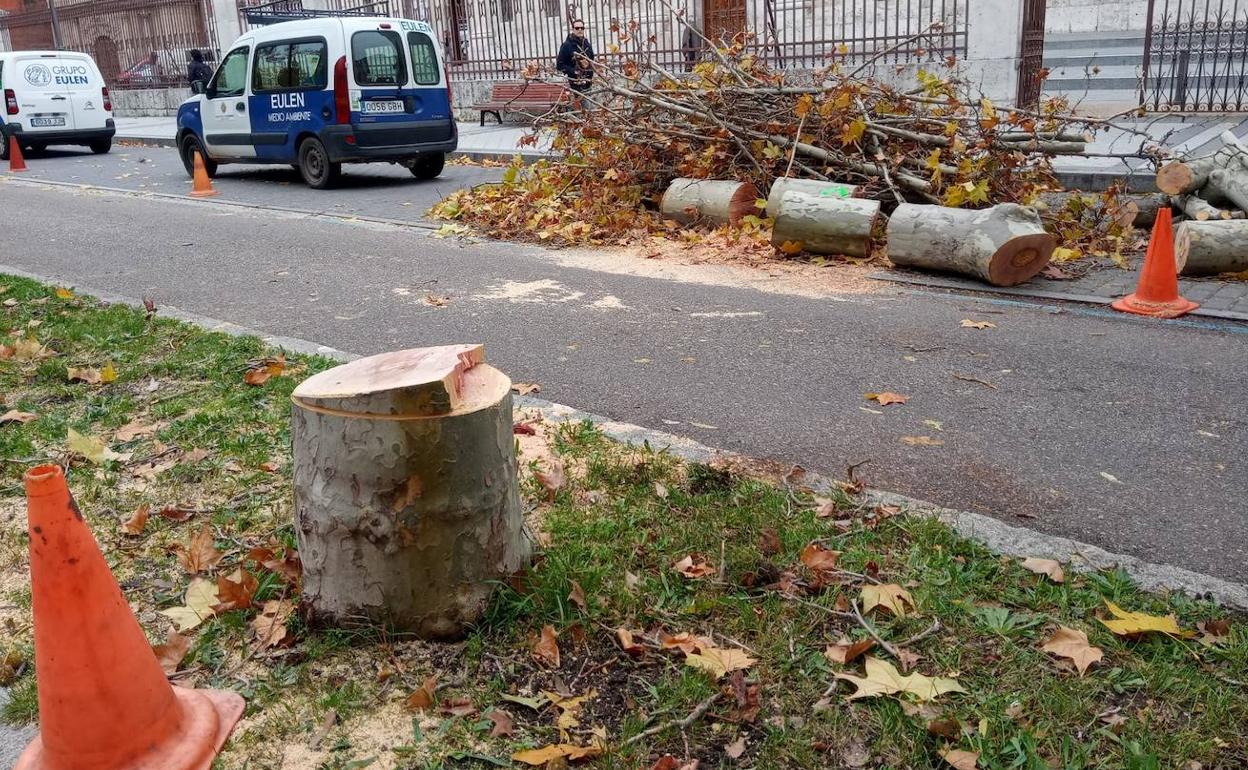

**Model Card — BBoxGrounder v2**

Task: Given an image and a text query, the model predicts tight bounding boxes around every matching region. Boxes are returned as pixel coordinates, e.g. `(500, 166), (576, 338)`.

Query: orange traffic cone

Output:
(188, 150), (218, 198)
(15, 464), (243, 770)
(8, 135), (28, 172)
(1111, 207), (1198, 318)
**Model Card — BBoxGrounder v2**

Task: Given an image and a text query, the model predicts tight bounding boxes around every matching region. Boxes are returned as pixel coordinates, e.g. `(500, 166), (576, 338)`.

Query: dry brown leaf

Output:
(440, 697), (477, 717)
(674, 554), (717, 579)
(121, 504), (150, 535)
(114, 418), (158, 442)
(900, 436), (944, 447)
(512, 743), (602, 765)
(941, 749), (980, 769)
(616, 628), (646, 657)
(251, 599), (294, 649)
(861, 584), (915, 618)
(824, 637), (876, 665)
(405, 675), (439, 711)
(534, 462), (566, 501)
(131, 456), (177, 481)
(926, 718), (961, 738)
(176, 526), (223, 574)
(1021, 557), (1065, 583)
(533, 624), (560, 668)
(214, 568), (258, 612)
(486, 708), (515, 737)
(151, 630), (191, 675)
(865, 391), (909, 406)
(800, 542), (841, 573)
(725, 735), (747, 759)
(67, 366), (103, 385)
(248, 545), (303, 585)
(512, 382), (542, 396)
(959, 319), (996, 330)
(660, 631), (713, 655)
(157, 504), (196, 523)
(568, 580), (587, 611)
(1041, 627), (1103, 676)
(758, 528), (781, 556)
(0, 409), (38, 424)
(1198, 619), (1232, 646)
(833, 656), (964, 701)
(243, 368), (272, 386)
(685, 646), (757, 679)
(259, 460), (281, 473)
(184, 447), (210, 464)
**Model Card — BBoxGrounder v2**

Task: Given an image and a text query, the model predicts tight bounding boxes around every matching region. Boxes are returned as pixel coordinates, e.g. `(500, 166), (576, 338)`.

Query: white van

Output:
(0, 50), (116, 159)
(177, 15), (456, 188)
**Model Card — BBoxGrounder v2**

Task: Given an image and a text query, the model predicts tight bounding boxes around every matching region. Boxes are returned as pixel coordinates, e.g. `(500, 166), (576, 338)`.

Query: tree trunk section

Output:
(1156, 138), (1248, 195)
(1174, 220), (1248, 275)
(886, 203), (1056, 286)
(765, 177), (859, 218)
(771, 191), (880, 257)
(291, 344), (530, 639)
(660, 178), (759, 226)
(1174, 194), (1231, 222)
(1033, 192), (1169, 228)
(1203, 168), (1248, 213)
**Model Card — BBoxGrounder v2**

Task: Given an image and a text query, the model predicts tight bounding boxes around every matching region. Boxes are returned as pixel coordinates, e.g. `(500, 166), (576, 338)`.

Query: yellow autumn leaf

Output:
(762, 142), (783, 160)
(54, 287), (74, 299)
(67, 428), (127, 464)
(778, 240), (804, 255)
(841, 117), (867, 145)
(100, 362), (118, 383)
(1052, 247), (1081, 263)
(795, 94), (814, 119)
(862, 584), (915, 617)
(159, 578), (220, 632)
(685, 646), (757, 679)
(1099, 601), (1191, 637)
(834, 657), (964, 701)
(512, 743), (603, 764)
(980, 97), (997, 121)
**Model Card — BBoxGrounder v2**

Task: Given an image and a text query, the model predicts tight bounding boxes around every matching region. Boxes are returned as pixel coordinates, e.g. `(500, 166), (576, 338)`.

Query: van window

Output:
(252, 39), (327, 92)
(407, 31), (440, 85)
(352, 30), (405, 86)
(291, 41), (328, 87)
(211, 46), (250, 98)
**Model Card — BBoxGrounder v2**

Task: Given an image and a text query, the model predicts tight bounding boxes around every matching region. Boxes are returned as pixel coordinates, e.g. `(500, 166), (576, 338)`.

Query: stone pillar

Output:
(209, 0), (243, 55)
(963, 0), (1025, 106)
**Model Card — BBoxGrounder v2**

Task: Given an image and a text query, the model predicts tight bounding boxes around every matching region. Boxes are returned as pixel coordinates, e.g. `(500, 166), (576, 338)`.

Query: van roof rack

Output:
(242, 0), (392, 26)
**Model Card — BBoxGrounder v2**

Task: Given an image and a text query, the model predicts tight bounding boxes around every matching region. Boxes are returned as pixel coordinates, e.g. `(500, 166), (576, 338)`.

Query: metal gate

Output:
(1143, 0), (1248, 111)
(1017, 0), (1047, 108)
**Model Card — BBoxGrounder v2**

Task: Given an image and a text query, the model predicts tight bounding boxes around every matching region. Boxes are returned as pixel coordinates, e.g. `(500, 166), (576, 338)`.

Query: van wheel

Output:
(0, 137), (9, 161)
(89, 139), (111, 155)
(409, 152), (446, 180)
(298, 138), (340, 189)
(180, 135), (217, 178)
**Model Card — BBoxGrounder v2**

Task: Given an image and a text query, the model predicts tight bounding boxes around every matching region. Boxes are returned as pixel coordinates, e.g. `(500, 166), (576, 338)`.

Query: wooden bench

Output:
(470, 81), (569, 126)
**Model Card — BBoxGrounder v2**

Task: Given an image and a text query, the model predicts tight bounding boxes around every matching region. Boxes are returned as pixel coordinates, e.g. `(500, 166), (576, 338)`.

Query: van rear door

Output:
(59, 54), (109, 131)
(11, 54), (74, 134)
(347, 23), (453, 146)
(402, 24), (453, 130)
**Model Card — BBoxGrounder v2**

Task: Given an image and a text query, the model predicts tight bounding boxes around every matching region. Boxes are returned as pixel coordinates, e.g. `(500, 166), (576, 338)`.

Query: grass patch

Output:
(1, 274), (1245, 770)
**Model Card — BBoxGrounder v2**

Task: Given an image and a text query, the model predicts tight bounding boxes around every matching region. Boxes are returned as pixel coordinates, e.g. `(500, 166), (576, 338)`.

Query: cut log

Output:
(1033, 191), (1170, 228)
(291, 344), (530, 639)
(660, 178), (759, 226)
(1174, 219), (1248, 275)
(770, 191), (880, 257)
(1155, 133), (1248, 195)
(1203, 168), (1248, 213)
(886, 203), (1056, 286)
(1174, 194), (1231, 222)
(764, 177), (858, 218)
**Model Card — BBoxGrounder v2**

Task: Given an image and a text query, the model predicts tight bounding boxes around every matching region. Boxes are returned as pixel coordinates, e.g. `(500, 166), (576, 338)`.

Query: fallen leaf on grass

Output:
(1099, 601), (1190, 638)
(616, 628), (646, 657)
(1021, 557), (1065, 583)
(685, 646), (756, 679)
(0, 410), (38, 424)
(542, 689), (596, 731)
(1198, 619), (1232, 646)
(512, 744), (602, 765)
(54, 287), (75, 299)
(67, 427), (128, 464)
(568, 580), (587, 611)
(833, 657), (964, 702)
(215, 568), (258, 612)
(926, 718), (961, 738)
(121, 504), (150, 535)
(673, 554), (717, 579)
(533, 624), (560, 668)
(100, 363), (118, 383)
(824, 637), (876, 664)
(960, 319), (996, 330)
(259, 460), (281, 473)
(247, 546), (303, 584)
(900, 436), (944, 446)
(800, 542), (841, 572)
(406, 675), (439, 711)
(660, 631), (714, 655)
(160, 578), (220, 632)
(486, 708), (515, 737)
(725, 735), (747, 759)
(534, 462), (565, 501)
(512, 382), (541, 396)
(10, 336), (54, 361)
(243, 368), (272, 386)
(158, 504), (196, 522)
(862, 584), (915, 618)
(1041, 626), (1103, 676)
(67, 366), (104, 385)
(152, 630), (190, 674)
(865, 391), (909, 406)
(440, 698), (477, 717)
(131, 456), (177, 481)
(176, 526), (223, 574)
(114, 419), (158, 441)
(941, 749), (979, 769)
(759, 528), (782, 555)
(251, 599), (294, 649)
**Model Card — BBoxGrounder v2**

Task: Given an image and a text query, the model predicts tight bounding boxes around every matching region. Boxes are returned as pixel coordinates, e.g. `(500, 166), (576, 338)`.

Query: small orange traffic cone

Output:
(188, 150), (218, 198)
(15, 464), (243, 770)
(1111, 207), (1198, 318)
(8, 135), (28, 172)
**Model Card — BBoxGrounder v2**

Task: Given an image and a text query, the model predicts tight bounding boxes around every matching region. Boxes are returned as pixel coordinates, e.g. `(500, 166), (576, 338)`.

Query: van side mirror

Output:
(191, 80), (207, 96)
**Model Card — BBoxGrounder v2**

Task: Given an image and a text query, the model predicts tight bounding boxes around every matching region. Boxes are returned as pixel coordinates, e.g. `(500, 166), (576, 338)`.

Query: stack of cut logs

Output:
(1156, 130), (1248, 275)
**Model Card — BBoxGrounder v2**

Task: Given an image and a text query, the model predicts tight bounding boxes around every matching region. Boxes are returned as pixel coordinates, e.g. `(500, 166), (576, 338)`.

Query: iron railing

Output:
(1143, 0), (1248, 111)
(239, 0), (394, 27)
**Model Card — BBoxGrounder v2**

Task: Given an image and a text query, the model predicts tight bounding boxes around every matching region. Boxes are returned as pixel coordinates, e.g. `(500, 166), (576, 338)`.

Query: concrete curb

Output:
(2, 263), (1244, 611)
(113, 135), (551, 164)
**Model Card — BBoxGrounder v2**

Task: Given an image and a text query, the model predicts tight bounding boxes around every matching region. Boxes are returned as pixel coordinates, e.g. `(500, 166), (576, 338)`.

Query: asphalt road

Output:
(1, 174), (1246, 587)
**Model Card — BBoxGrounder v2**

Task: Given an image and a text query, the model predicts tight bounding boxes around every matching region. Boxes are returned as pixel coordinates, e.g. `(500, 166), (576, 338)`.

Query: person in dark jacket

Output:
(187, 49), (214, 89)
(556, 20), (594, 108)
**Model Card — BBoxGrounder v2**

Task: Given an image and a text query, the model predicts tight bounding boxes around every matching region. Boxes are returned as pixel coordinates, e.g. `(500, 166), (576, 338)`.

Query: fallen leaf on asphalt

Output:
(825, 637), (876, 665)
(862, 584), (915, 618)
(512, 382), (541, 396)
(960, 319), (996, 329)
(121, 504), (150, 535)
(512, 744), (602, 765)
(177, 526), (223, 574)
(67, 428), (128, 464)
(152, 630), (191, 675)
(1100, 601), (1190, 638)
(924, 420), (944, 431)
(941, 749), (980, 769)
(568, 580), (587, 611)
(215, 568), (258, 612)
(1041, 627), (1103, 675)
(725, 736), (747, 759)
(534, 462), (565, 501)
(159, 578), (220, 632)
(900, 436), (944, 446)
(685, 646), (756, 679)
(486, 708), (515, 737)
(405, 675), (439, 711)
(251, 599), (294, 649)
(1099, 471), (1122, 484)
(1021, 557), (1065, 583)
(834, 657), (965, 702)
(424, 293), (451, 307)
(114, 418), (158, 441)
(0, 409), (37, 424)
(67, 366), (103, 385)
(673, 554), (717, 579)
(865, 391), (909, 406)
(533, 624), (560, 668)
(1198, 619), (1232, 646)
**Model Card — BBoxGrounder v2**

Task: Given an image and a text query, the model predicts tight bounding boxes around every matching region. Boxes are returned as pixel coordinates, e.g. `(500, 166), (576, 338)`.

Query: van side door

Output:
(249, 37), (329, 160)
(202, 44), (256, 159)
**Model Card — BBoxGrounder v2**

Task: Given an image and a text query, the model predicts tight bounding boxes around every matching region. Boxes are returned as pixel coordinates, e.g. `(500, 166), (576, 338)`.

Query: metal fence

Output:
(0, 0), (220, 89)
(1143, 0), (1248, 111)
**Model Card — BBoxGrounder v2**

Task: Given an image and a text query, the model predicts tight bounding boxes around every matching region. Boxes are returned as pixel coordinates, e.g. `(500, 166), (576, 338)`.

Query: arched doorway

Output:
(92, 35), (121, 83)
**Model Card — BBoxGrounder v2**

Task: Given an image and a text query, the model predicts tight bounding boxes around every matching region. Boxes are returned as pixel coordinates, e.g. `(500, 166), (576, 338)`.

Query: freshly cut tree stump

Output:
(291, 344), (529, 639)
(660, 178), (759, 225)
(764, 177), (858, 218)
(886, 203), (1056, 286)
(1156, 132), (1248, 195)
(771, 191), (880, 257)
(1174, 220), (1248, 275)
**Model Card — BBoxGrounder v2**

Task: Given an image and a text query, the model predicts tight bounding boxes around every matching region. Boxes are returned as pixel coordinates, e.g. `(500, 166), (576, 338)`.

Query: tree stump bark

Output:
(291, 344), (530, 639)
(660, 178), (759, 226)
(886, 203), (1056, 286)
(1174, 220), (1248, 275)
(1156, 132), (1248, 195)
(764, 178), (858, 218)
(770, 191), (880, 257)
(1175, 194), (1232, 222)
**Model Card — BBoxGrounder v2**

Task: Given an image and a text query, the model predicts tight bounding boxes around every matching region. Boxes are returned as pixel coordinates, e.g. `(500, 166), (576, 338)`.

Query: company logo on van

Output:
(24, 64), (53, 87)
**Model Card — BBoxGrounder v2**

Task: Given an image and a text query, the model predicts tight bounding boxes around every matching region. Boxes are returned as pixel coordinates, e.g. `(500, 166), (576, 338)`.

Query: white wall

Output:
(1045, 0), (1151, 34)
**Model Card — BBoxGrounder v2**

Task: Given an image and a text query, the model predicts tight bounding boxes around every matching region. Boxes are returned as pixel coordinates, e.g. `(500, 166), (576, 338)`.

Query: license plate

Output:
(362, 100), (405, 115)
(30, 117), (65, 127)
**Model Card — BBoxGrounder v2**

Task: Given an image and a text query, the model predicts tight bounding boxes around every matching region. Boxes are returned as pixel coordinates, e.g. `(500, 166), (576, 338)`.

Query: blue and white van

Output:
(176, 16), (456, 188)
